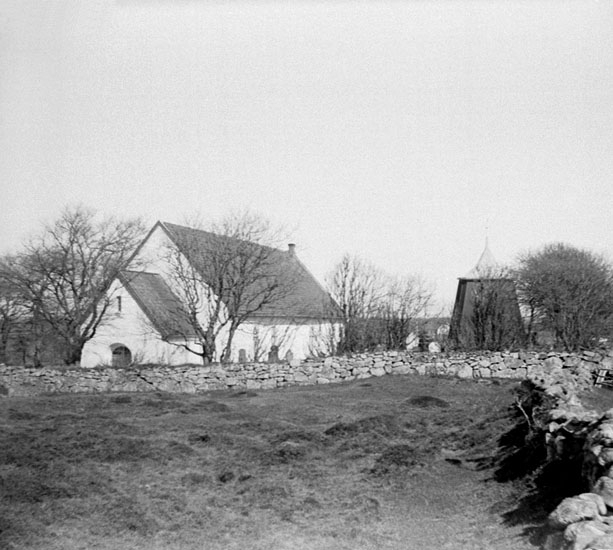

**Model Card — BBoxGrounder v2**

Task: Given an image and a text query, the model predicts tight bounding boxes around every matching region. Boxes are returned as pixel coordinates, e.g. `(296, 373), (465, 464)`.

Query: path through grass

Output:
(0, 374), (541, 549)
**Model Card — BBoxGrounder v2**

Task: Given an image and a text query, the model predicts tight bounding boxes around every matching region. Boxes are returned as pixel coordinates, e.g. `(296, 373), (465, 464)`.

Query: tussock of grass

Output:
(404, 395), (450, 408)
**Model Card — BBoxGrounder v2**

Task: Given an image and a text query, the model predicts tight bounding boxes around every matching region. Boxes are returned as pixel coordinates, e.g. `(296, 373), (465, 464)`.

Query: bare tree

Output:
(161, 212), (299, 364)
(5, 206), (145, 365)
(376, 274), (434, 350)
(326, 254), (385, 353)
(0, 256), (27, 364)
(515, 243), (613, 351)
(326, 255), (434, 352)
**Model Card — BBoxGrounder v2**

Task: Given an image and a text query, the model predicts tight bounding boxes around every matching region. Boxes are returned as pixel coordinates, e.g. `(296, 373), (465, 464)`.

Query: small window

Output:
(117, 296), (122, 313)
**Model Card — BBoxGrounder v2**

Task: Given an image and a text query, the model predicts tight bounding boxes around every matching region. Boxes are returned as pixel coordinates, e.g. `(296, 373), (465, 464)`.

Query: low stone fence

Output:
(0, 349), (611, 397)
(540, 404), (613, 549)
(520, 354), (613, 549)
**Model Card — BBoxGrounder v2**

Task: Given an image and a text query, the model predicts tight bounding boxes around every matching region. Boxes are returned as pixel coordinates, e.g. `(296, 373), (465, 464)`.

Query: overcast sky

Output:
(1, 0), (612, 311)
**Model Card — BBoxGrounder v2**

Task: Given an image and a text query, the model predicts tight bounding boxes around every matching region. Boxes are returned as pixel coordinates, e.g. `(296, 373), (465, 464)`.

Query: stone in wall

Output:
(548, 494), (607, 529)
(457, 364), (473, 379)
(564, 520), (610, 550)
(594, 476), (613, 509)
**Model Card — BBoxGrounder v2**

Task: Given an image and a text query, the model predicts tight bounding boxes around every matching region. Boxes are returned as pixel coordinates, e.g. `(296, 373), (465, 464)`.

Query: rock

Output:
(316, 377), (330, 384)
(599, 449), (613, 468)
(391, 365), (411, 375)
(457, 365), (473, 379)
(587, 533), (613, 549)
(479, 367), (492, 378)
(546, 384), (570, 398)
(428, 342), (441, 353)
(515, 367), (528, 379)
(565, 520), (609, 550)
(321, 367), (336, 379)
(549, 495), (604, 529)
(564, 356), (583, 368)
(545, 356), (565, 370)
(505, 357), (524, 370)
(594, 478), (613, 508)
(371, 367), (386, 377)
(577, 494), (608, 516)
(415, 365), (426, 375)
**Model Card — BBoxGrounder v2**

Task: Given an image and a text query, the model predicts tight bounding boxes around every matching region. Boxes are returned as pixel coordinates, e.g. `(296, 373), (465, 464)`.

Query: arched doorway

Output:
(111, 344), (132, 368)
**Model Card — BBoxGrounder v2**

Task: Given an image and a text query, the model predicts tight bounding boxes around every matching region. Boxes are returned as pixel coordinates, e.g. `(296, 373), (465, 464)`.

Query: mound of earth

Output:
(405, 395), (450, 408)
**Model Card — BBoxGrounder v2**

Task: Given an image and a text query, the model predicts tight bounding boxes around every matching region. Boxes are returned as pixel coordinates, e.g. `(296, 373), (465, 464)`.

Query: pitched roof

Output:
(463, 239), (501, 279)
(159, 221), (341, 320)
(119, 271), (197, 339)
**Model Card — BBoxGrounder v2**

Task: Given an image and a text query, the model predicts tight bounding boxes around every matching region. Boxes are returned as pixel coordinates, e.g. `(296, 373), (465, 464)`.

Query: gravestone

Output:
(268, 345), (280, 363)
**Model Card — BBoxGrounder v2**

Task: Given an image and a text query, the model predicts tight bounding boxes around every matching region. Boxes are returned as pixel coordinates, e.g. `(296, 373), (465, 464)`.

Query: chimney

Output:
(287, 243), (296, 256)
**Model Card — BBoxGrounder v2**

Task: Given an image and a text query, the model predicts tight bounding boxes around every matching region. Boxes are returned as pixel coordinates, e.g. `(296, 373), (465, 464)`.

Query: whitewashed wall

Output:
(81, 279), (196, 367)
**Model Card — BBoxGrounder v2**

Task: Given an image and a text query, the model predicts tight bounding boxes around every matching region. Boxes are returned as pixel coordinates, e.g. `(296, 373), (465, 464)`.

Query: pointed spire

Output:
(464, 237), (499, 279)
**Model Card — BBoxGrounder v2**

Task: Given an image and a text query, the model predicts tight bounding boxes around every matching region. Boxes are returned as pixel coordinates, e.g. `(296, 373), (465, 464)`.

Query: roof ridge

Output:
(130, 221), (341, 320)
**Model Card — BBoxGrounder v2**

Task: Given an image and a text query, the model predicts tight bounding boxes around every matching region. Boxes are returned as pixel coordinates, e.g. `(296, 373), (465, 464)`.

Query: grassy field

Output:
(0, 374), (550, 549)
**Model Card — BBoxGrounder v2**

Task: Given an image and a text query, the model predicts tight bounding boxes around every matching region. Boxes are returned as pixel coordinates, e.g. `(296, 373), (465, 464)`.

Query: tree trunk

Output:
(61, 331), (85, 365)
(64, 344), (83, 366)
(221, 325), (238, 363)
(0, 324), (10, 364)
(202, 330), (215, 364)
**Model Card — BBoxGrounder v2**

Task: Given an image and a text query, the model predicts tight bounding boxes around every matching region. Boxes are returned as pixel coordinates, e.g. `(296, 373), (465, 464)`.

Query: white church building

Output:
(81, 221), (342, 368)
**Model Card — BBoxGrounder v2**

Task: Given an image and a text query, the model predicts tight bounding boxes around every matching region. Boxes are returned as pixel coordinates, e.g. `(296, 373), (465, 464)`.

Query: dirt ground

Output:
(0, 374), (548, 549)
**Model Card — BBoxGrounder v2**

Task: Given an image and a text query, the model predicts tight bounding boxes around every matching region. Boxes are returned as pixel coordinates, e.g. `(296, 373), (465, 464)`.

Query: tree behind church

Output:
(3, 206), (145, 365)
(515, 243), (613, 351)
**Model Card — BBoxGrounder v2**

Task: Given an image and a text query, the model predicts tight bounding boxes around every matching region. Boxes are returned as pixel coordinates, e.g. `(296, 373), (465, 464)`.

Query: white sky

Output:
(1, 0), (612, 311)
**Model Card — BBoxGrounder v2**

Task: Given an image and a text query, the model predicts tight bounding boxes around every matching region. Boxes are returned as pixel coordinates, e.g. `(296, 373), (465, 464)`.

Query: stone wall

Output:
(0, 349), (611, 397)
(520, 353), (613, 550)
(540, 404), (613, 550)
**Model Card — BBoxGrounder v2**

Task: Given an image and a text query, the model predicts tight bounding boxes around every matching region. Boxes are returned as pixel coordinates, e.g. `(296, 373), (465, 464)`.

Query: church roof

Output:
(463, 239), (501, 279)
(119, 271), (198, 340)
(159, 221), (341, 320)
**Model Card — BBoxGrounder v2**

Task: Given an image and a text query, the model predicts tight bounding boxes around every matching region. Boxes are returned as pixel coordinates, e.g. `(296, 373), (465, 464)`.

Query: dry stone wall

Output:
(541, 403), (613, 550)
(0, 349), (611, 397)
(522, 353), (613, 550)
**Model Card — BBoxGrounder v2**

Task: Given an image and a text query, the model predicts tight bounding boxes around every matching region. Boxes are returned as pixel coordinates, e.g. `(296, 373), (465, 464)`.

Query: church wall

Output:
(80, 279), (196, 367)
